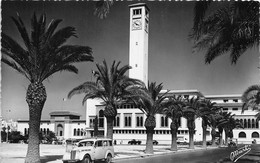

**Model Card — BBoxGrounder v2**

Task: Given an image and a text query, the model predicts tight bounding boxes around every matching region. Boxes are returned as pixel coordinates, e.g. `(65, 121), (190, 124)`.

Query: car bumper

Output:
(62, 159), (80, 163)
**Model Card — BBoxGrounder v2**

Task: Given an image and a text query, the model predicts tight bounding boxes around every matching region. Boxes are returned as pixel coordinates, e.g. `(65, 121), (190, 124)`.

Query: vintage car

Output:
(153, 140), (158, 145)
(128, 139), (141, 145)
(62, 138), (114, 163)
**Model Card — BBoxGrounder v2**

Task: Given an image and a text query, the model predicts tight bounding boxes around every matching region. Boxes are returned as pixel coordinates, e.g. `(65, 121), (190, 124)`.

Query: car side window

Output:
(109, 140), (112, 146)
(95, 141), (103, 147)
(103, 141), (108, 146)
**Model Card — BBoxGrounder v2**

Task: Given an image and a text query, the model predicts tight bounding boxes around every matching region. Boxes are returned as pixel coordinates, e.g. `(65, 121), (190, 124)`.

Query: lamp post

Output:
(6, 110), (11, 143)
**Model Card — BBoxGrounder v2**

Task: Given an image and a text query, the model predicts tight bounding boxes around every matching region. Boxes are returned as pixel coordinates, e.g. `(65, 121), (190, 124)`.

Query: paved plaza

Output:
(1, 143), (260, 163)
(0, 143), (217, 163)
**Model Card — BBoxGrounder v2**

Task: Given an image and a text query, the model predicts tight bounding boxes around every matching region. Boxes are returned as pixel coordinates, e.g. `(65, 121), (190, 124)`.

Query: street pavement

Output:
(0, 143), (259, 163)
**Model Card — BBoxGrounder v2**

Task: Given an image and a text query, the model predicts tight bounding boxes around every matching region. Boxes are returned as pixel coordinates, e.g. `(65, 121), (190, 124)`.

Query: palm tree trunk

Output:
(170, 122), (178, 151)
(188, 120), (195, 149)
(224, 129), (229, 146)
(202, 121), (207, 148)
(145, 128), (154, 154)
(25, 82), (46, 163)
(211, 127), (217, 147)
(144, 116), (156, 154)
(106, 117), (114, 140)
(104, 104), (117, 140)
(218, 127), (223, 146)
(188, 129), (194, 149)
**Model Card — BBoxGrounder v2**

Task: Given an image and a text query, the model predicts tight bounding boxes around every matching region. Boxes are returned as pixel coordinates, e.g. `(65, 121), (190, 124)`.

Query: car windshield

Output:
(78, 141), (94, 147)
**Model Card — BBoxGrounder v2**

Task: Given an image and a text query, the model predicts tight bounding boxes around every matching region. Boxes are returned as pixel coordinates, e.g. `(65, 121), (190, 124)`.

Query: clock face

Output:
(132, 19), (142, 30)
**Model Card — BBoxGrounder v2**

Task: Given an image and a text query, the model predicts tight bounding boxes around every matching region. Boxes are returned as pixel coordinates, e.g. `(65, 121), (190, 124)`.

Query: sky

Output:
(1, 1), (259, 120)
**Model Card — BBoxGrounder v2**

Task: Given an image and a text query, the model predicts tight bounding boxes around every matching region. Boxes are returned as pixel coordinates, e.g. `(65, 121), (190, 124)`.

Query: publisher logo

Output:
(230, 145), (251, 162)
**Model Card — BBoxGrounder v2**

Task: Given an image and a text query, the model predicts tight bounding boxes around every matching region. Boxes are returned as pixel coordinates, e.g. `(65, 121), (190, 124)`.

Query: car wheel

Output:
(81, 155), (92, 163)
(105, 154), (112, 163)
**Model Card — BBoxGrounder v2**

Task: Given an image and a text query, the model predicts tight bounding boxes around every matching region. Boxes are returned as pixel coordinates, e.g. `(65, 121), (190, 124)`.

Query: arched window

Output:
(248, 119), (251, 128)
(161, 116), (168, 127)
(161, 116), (164, 127)
(99, 110), (104, 117)
(178, 117), (181, 127)
(81, 129), (84, 136)
(74, 129), (76, 136)
(47, 129), (49, 134)
(114, 115), (120, 127)
(43, 128), (46, 135)
(240, 119), (243, 128)
(57, 124), (63, 136)
(77, 129), (80, 136)
(137, 117), (140, 127)
(128, 117), (131, 126)
(256, 120), (259, 128)
(116, 117), (120, 126)
(252, 132), (259, 138)
(124, 114), (131, 127)
(125, 117), (128, 127)
(40, 128), (43, 133)
(252, 119), (255, 128)
(244, 119), (247, 128)
(238, 132), (246, 138)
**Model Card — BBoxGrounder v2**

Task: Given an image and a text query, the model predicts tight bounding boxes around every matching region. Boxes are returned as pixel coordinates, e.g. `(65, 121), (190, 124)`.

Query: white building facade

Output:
(17, 111), (86, 140)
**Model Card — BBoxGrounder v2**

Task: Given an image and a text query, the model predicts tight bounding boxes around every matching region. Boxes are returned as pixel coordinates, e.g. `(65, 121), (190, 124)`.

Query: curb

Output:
(113, 147), (218, 162)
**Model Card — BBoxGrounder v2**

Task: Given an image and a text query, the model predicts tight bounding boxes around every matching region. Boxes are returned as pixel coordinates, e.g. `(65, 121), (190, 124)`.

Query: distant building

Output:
(17, 111), (86, 140)
(1, 119), (18, 132)
(207, 95), (259, 144)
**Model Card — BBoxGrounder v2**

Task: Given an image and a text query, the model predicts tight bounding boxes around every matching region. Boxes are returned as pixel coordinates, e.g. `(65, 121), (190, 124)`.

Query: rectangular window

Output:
(233, 99), (238, 102)
(232, 108), (238, 111)
(223, 99), (228, 103)
(89, 117), (95, 128)
(223, 108), (228, 111)
(133, 9), (142, 15)
(145, 9), (149, 18)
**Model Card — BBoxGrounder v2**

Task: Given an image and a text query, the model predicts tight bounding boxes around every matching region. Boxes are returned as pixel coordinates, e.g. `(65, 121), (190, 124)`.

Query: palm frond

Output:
(2, 56), (30, 80)
(94, 0), (114, 19)
(11, 13), (31, 51)
(49, 26), (77, 49)
(67, 81), (98, 99)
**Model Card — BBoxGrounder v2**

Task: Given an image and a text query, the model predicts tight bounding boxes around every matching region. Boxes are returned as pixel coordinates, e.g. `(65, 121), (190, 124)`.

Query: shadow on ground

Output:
(40, 155), (63, 163)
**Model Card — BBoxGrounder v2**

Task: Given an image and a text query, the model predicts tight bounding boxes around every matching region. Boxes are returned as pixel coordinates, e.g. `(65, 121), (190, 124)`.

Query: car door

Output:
(93, 140), (105, 160)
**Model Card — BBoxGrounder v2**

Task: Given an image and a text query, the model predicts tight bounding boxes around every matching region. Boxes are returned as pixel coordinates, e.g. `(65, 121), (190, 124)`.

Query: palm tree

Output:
(242, 85), (260, 119)
(2, 13), (93, 163)
(163, 95), (185, 151)
(190, 1), (259, 64)
(68, 60), (143, 140)
(218, 112), (243, 146)
(208, 112), (221, 147)
(127, 82), (171, 154)
(217, 111), (229, 146)
(199, 99), (217, 148)
(183, 97), (201, 149)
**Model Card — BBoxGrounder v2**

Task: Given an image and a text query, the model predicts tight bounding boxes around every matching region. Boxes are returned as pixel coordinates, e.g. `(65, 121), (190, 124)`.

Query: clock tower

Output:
(129, 3), (149, 86)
